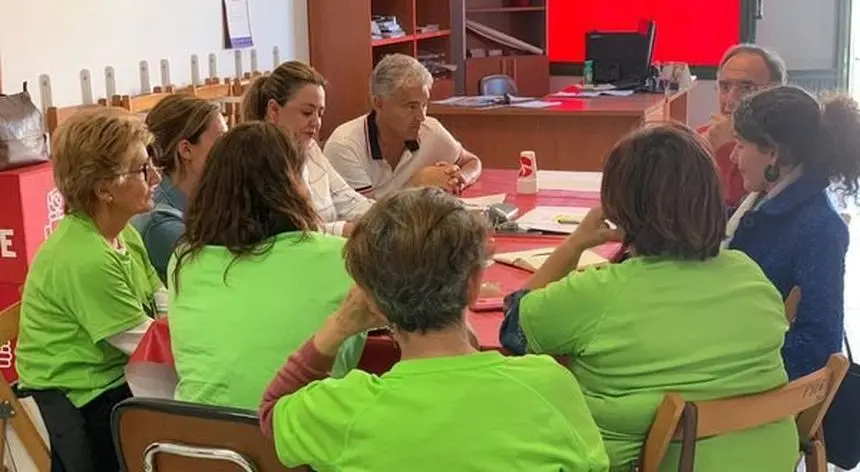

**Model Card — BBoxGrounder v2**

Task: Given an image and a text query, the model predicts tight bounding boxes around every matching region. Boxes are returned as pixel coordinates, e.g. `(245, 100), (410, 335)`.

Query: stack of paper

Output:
(459, 193), (506, 208)
(516, 206), (591, 234)
(493, 247), (608, 273)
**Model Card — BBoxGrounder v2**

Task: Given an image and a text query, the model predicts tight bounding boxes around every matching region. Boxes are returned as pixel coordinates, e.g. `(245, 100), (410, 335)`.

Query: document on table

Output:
(516, 206), (591, 234)
(459, 193), (507, 208)
(509, 100), (561, 108)
(493, 247), (608, 272)
(550, 90), (635, 98)
(537, 170), (603, 192)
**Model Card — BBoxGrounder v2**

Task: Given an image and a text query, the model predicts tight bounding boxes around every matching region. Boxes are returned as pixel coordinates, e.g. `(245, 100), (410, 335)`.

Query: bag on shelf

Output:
(0, 82), (49, 171)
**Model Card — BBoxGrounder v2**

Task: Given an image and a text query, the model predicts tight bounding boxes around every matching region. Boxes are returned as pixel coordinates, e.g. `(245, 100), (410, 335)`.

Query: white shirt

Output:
(305, 141), (374, 236)
(323, 112), (463, 198)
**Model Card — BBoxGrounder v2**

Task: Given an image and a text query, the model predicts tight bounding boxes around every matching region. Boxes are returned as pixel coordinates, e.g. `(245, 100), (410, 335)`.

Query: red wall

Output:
(548, 0), (740, 67)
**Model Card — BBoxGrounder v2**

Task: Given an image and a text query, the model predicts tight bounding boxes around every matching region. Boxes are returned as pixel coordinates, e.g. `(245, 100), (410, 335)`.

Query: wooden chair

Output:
(638, 353), (849, 472)
(111, 85), (175, 115)
(0, 301), (50, 472)
(112, 397), (306, 472)
(45, 101), (109, 138)
(785, 286), (801, 325)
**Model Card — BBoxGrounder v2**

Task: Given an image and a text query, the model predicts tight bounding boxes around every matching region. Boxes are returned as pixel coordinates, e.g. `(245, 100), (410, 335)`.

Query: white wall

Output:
(756, 0), (838, 70)
(0, 0), (309, 108)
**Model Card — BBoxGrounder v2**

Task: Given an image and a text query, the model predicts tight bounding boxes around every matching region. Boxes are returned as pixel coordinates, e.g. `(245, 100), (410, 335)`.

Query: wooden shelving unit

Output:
(459, 0), (550, 97)
(309, 0), (456, 139)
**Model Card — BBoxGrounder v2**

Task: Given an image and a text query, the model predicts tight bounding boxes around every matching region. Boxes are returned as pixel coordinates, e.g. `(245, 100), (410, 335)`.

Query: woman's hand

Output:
(315, 287), (387, 356)
(567, 207), (624, 250)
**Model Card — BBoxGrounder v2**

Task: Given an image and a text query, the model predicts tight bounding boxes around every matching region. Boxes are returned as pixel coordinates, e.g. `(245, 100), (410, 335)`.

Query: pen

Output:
(554, 215), (581, 225)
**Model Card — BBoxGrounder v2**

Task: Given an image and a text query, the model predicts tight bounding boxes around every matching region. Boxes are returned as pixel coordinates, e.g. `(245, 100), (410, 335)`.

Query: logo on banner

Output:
(44, 188), (65, 239)
(0, 341), (13, 369)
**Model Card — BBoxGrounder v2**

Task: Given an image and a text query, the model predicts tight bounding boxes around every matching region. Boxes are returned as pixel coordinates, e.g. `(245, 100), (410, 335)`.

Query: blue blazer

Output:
(729, 173), (848, 380)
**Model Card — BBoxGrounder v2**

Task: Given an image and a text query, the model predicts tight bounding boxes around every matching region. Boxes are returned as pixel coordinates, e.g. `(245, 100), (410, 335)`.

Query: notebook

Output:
(492, 247), (608, 273)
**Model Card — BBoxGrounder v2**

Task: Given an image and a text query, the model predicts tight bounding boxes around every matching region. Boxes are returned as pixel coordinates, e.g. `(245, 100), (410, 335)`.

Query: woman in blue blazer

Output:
(726, 85), (860, 380)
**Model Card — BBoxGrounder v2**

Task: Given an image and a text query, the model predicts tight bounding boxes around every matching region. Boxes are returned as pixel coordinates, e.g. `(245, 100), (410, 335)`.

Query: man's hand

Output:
(412, 163), (464, 193)
(705, 113), (734, 150)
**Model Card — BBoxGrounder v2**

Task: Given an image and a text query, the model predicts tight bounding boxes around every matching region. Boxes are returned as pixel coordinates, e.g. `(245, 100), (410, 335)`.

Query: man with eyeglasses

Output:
(699, 44), (787, 207)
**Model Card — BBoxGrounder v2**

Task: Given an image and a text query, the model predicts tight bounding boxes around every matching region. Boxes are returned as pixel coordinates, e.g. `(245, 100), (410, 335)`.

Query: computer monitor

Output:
(586, 19), (656, 87)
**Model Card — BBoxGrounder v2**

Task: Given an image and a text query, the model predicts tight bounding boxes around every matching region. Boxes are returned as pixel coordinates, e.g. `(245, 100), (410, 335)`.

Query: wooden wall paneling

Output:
(308, 0), (374, 139)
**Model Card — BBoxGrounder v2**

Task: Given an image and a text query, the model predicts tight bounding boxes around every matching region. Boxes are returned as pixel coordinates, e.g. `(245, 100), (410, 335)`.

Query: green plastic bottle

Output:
(584, 60), (594, 86)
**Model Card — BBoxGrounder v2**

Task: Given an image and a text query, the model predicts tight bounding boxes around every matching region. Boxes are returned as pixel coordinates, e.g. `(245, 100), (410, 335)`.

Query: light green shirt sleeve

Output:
(520, 265), (617, 356)
(272, 371), (377, 468)
(66, 255), (152, 342)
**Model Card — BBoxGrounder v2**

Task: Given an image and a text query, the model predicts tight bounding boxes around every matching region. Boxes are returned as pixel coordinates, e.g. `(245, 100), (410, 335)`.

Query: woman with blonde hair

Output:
(133, 94), (227, 283)
(168, 121), (365, 410)
(242, 60), (372, 236)
(16, 107), (164, 470)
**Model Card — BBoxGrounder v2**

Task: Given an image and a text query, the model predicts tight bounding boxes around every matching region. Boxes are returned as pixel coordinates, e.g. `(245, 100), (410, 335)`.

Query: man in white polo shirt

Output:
(324, 54), (482, 198)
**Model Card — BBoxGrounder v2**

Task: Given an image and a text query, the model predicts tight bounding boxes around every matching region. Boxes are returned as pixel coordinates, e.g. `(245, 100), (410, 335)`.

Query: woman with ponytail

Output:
(727, 85), (860, 379)
(242, 61), (372, 237)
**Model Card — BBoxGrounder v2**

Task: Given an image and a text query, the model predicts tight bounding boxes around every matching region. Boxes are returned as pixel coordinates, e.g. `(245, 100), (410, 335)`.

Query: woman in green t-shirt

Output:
(501, 123), (799, 471)
(16, 108), (164, 471)
(168, 121), (366, 410)
(259, 187), (609, 472)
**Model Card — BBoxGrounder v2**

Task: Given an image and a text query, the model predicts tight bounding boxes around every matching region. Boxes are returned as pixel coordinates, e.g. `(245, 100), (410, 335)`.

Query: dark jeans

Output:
(27, 383), (131, 472)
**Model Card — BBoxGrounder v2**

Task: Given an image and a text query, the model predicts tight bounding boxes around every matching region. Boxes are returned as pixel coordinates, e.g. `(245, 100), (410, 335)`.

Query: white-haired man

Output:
(324, 54), (482, 198)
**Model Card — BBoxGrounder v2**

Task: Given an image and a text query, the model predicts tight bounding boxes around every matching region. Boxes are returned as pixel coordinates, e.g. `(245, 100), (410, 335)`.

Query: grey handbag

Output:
(0, 82), (49, 171)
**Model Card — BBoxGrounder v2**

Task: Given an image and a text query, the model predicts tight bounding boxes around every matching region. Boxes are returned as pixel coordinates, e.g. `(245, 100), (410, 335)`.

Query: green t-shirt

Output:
(521, 250), (798, 472)
(272, 351), (609, 471)
(168, 232), (365, 410)
(16, 214), (159, 407)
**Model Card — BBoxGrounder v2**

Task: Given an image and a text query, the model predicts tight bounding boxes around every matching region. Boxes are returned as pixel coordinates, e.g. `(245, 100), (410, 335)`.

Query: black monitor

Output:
(585, 19), (656, 87)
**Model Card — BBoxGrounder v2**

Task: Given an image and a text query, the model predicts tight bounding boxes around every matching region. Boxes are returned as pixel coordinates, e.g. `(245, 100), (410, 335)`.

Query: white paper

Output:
(537, 170), (603, 192)
(459, 193), (506, 208)
(516, 206), (592, 234)
(509, 100), (561, 109)
(550, 90), (634, 98)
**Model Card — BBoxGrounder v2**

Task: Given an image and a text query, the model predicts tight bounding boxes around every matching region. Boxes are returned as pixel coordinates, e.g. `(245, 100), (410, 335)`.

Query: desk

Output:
(429, 88), (690, 172)
(126, 169), (618, 397)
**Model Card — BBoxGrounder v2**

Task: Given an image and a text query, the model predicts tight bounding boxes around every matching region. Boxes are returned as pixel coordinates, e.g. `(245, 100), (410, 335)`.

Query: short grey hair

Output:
(370, 53), (434, 99)
(343, 187), (489, 333)
(719, 44), (787, 85)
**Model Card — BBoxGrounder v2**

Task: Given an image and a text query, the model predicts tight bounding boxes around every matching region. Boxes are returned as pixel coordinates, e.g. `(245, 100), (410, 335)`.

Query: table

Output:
(126, 169), (617, 398)
(429, 88), (690, 172)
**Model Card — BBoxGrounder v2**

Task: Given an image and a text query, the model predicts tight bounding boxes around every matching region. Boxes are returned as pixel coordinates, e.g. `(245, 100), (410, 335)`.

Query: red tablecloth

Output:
(127, 169), (610, 394)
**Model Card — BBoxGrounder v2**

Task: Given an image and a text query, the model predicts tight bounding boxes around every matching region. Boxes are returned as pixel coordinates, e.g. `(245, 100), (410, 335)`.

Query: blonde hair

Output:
(52, 107), (153, 215)
(241, 60), (326, 122)
(145, 94), (221, 177)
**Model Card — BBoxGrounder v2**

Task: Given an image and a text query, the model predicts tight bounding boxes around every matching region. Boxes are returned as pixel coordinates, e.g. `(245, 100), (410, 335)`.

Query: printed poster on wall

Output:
(223, 0), (254, 49)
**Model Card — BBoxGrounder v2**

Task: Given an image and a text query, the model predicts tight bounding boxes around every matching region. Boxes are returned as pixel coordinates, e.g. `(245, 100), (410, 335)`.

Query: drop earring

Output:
(764, 164), (780, 182)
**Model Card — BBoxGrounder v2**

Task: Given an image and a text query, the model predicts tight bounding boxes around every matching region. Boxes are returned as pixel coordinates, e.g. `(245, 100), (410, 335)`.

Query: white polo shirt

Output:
(323, 111), (463, 198)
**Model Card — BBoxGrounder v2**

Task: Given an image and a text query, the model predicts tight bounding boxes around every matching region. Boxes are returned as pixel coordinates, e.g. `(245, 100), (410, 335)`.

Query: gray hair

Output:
(370, 54), (434, 99)
(343, 187), (489, 333)
(719, 44), (787, 85)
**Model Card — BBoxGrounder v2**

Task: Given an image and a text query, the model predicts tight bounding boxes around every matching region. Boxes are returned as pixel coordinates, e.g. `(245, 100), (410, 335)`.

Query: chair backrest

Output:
(640, 353), (849, 472)
(112, 85), (175, 115)
(479, 74), (517, 96)
(45, 101), (109, 138)
(785, 286), (801, 324)
(0, 301), (51, 472)
(112, 398), (307, 472)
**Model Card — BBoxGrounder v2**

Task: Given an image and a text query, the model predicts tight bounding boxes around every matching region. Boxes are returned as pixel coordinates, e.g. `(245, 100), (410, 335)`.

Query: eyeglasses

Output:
(119, 160), (159, 181)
